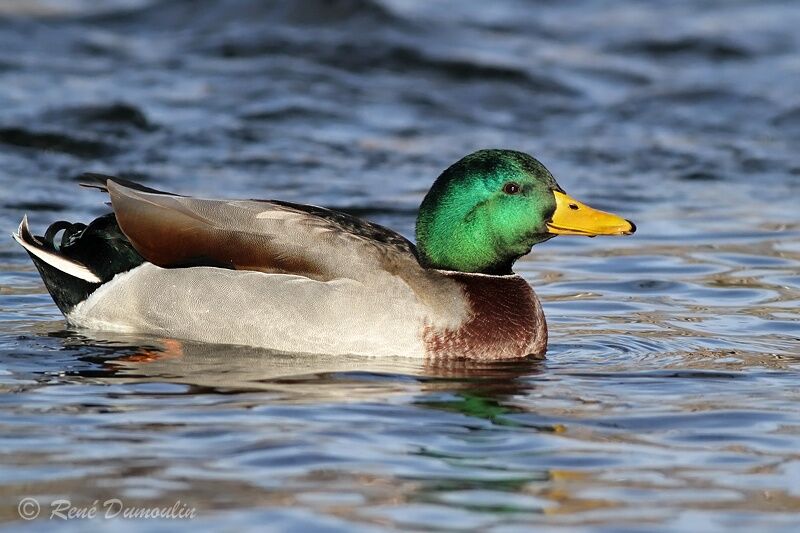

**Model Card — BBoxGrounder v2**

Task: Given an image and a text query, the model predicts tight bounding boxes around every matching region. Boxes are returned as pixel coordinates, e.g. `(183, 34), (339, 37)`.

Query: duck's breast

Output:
(423, 272), (547, 360)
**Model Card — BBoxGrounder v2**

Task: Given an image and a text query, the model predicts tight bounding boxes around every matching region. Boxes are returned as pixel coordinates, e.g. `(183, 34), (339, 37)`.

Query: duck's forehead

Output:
(492, 152), (550, 177)
(468, 155), (529, 181)
(515, 156), (560, 189)
(462, 157), (556, 192)
(510, 153), (552, 178)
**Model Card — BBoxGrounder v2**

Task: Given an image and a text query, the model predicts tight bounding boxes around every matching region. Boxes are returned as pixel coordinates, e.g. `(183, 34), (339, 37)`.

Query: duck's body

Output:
(13, 150), (633, 359)
(66, 263), (545, 359)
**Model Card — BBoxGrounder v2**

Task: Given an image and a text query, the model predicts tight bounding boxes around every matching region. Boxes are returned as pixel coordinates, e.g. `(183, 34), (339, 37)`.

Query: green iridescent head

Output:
(415, 149), (635, 274)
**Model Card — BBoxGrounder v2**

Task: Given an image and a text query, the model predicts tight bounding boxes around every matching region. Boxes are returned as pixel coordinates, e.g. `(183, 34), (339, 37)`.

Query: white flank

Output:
(12, 216), (102, 283)
(68, 263), (438, 357)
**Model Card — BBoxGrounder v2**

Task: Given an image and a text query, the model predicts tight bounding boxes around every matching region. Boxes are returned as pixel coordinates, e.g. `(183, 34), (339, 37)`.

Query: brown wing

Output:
(105, 180), (421, 282)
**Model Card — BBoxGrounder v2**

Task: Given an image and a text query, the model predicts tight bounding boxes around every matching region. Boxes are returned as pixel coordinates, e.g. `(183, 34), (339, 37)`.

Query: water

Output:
(0, 0), (799, 530)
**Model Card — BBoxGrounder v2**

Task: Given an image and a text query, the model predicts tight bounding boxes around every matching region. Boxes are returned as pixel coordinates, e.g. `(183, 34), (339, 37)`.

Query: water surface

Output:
(0, 0), (799, 531)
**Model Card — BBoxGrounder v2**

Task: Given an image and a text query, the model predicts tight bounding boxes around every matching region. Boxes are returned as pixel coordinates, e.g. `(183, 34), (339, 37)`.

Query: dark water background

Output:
(0, 0), (799, 531)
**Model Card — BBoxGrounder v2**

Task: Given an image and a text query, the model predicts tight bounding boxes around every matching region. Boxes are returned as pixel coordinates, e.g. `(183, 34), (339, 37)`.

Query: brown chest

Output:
(423, 273), (547, 360)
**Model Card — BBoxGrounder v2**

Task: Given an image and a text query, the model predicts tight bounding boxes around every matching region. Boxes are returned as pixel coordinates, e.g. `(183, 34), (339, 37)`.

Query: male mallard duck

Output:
(13, 149), (634, 359)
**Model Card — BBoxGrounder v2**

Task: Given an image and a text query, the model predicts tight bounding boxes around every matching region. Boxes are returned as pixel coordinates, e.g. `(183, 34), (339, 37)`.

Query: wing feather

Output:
(105, 180), (422, 282)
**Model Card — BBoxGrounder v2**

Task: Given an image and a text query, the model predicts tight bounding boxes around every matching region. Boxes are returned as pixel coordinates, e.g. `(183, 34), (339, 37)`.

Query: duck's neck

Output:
(415, 208), (518, 274)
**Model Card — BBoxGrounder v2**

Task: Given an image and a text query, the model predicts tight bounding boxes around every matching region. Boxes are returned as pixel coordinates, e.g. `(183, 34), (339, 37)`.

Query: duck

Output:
(12, 149), (634, 360)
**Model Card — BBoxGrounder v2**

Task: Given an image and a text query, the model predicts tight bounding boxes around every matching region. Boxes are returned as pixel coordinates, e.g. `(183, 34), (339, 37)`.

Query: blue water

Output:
(0, 0), (799, 531)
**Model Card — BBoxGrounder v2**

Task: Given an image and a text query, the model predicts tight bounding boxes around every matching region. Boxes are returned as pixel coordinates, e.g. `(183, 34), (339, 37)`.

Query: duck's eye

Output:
(502, 182), (521, 195)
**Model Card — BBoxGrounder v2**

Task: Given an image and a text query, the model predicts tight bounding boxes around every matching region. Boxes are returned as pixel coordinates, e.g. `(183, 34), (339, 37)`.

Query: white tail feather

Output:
(12, 216), (102, 283)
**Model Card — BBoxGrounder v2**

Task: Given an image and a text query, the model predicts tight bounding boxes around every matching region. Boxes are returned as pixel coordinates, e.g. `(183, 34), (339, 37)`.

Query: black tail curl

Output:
(42, 220), (87, 252)
(40, 213), (145, 282)
(17, 214), (145, 314)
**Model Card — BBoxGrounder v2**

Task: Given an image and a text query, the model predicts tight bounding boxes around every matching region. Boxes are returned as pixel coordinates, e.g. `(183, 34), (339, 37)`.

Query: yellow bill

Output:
(547, 191), (636, 236)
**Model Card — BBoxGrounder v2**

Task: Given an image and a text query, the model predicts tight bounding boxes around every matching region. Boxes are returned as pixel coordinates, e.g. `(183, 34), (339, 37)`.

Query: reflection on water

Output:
(1, 0), (799, 531)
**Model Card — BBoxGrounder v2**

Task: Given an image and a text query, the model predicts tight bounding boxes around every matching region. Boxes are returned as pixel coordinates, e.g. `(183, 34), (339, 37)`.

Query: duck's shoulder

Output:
(267, 200), (417, 257)
(422, 271), (547, 360)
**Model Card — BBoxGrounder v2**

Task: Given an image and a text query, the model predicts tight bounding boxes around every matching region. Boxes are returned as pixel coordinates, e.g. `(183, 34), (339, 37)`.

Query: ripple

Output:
(48, 102), (154, 131)
(613, 36), (752, 60)
(0, 127), (118, 158)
